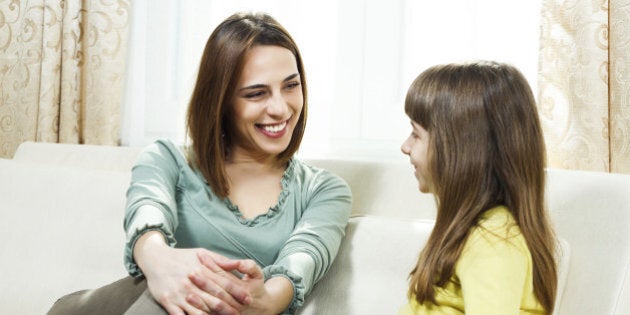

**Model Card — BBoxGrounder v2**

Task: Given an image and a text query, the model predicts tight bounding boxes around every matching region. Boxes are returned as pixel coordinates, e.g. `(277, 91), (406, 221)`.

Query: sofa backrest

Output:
(13, 142), (439, 219)
(306, 159), (438, 219)
(12, 141), (143, 172)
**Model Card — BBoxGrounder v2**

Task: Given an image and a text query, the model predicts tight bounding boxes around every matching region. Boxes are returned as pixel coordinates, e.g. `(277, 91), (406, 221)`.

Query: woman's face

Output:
(401, 120), (433, 193)
(229, 45), (303, 161)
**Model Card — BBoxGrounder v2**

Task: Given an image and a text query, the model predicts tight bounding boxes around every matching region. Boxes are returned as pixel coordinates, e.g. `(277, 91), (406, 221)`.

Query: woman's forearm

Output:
(132, 230), (169, 274)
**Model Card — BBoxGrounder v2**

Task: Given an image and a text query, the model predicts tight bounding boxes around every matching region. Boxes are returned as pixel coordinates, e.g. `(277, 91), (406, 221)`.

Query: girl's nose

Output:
(401, 136), (411, 155)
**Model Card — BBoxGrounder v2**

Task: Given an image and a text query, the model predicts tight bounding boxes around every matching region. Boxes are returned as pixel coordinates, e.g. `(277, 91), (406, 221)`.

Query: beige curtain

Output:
(0, 0), (129, 158)
(538, 0), (630, 173)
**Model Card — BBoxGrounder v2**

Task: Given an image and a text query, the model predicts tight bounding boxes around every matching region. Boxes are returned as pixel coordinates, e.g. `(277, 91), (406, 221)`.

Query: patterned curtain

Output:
(538, 0), (630, 173)
(0, 0), (130, 158)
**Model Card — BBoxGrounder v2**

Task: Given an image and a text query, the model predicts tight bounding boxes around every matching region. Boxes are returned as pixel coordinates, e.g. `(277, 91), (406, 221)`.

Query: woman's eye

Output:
(285, 81), (300, 90)
(245, 91), (265, 99)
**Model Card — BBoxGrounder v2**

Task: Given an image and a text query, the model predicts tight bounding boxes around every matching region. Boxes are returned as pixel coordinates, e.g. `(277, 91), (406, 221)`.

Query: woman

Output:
(399, 61), (557, 314)
(49, 12), (352, 315)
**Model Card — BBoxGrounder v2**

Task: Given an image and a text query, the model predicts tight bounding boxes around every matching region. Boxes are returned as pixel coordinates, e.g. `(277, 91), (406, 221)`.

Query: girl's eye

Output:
(410, 132), (419, 139)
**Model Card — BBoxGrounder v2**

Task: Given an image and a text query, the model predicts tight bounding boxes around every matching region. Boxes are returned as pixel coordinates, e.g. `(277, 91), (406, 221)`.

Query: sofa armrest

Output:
(0, 159), (129, 314)
(546, 168), (630, 315)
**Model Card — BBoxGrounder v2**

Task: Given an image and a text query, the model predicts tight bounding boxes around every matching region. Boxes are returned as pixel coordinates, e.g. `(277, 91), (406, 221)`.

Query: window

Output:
(122, 0), (542, 161)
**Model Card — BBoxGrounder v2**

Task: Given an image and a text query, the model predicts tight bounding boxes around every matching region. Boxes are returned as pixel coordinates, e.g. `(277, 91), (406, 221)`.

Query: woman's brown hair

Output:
(186, 12), (307, 197)
(405, 61), (557, 313)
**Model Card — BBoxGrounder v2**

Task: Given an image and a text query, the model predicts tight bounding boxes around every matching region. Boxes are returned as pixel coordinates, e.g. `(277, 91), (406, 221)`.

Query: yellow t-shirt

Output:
(399, 206), (545, 315)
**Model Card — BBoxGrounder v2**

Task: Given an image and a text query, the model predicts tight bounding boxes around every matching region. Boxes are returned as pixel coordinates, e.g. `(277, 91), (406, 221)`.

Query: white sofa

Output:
(1, 141), (629, 315)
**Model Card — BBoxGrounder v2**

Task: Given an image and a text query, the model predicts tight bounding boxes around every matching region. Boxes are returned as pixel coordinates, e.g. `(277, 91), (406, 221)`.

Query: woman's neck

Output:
(226, 148), (285, 173)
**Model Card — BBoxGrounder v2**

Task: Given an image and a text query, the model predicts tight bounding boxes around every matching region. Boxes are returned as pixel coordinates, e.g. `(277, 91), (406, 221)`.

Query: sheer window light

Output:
(122, 0), (542, 161)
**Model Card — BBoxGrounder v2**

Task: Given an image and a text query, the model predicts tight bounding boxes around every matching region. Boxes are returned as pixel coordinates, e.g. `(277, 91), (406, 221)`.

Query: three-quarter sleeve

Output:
(123, 140), (183, 276)
(268, 168), (353, 313)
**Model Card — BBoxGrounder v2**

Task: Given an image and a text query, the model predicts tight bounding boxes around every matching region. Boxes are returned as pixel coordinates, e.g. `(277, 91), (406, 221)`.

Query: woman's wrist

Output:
(259, 276), (294, 314)
(133, 230), (168, 274)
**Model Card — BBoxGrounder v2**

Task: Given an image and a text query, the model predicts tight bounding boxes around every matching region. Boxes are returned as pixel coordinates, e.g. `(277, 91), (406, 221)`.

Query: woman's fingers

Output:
(153, 285), (209, 315)
(161, 302), (186, 315)
(180, 301), (211, 315)
(197, 251), (240, 272)
(231, 259), (264, 281)
(189, 270), (250, 309)
(139, 247), (249, 315)
(194, 252), (252, 305)
(184, 294), (213, 315)
(157, 284), (233, 315)
(186, 291), (241, 315)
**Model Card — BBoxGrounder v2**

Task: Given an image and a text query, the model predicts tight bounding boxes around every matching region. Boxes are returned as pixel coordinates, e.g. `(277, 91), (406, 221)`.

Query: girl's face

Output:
(401, 120), (433, 193)
(229, 45), (303, 161)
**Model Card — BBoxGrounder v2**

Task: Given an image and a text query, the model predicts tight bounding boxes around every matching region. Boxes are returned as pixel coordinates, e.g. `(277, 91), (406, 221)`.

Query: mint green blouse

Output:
(123, 139), (352, 313)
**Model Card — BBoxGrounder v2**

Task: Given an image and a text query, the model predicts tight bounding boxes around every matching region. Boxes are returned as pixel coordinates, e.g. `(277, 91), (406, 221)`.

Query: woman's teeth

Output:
(262, 121), (287, 133)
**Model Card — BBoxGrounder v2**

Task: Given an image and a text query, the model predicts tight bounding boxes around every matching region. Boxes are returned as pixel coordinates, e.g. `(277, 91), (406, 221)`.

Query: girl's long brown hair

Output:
(186, 12), (307, 197)
(405, 61), (557, 313)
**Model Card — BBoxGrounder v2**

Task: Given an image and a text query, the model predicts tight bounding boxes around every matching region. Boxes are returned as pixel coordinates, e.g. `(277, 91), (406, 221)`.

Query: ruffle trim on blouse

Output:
(222, 158), (297, 227)
(262, 264), (306, 314)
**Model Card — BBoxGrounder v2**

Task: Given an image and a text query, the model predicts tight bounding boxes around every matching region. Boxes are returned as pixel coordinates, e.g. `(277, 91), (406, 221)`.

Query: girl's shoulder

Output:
(465, 206), (529, 255)
(476, 206), (521, 236)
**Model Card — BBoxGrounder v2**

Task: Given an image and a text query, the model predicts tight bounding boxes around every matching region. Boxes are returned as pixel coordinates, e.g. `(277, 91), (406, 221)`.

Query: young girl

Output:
(399, 61), (557, 314)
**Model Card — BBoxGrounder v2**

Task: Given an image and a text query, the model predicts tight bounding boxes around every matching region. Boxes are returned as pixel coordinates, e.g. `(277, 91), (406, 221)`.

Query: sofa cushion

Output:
(299, 215), (571, 314)
(0, 159), (129, 314)
(299, 215), (434, 314)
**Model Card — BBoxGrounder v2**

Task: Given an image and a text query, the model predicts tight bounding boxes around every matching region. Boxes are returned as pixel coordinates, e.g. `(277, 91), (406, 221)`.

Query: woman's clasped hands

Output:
(135, 231), (274, 315)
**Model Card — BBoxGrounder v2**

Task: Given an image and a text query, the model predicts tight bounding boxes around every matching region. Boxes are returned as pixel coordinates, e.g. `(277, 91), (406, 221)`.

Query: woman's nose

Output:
(266, 94), (289, 116)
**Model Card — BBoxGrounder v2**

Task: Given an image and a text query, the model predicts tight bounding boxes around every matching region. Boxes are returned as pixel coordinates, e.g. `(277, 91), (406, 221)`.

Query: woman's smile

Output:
(255, 118), (290, 138)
